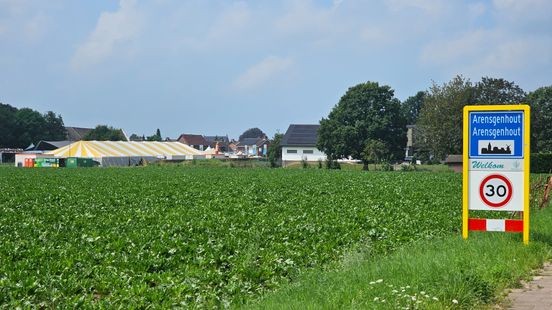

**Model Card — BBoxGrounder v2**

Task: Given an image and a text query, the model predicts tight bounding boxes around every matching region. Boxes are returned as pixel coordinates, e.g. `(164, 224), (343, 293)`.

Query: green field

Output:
(1, 166), (550, 308)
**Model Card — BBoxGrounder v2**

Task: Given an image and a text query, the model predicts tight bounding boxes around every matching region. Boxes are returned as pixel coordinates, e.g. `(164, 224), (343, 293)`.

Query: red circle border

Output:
(479, 174), (513, 208)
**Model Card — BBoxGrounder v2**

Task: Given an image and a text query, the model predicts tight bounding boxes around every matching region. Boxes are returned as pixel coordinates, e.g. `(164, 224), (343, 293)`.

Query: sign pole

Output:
(463, 106), (469, 239)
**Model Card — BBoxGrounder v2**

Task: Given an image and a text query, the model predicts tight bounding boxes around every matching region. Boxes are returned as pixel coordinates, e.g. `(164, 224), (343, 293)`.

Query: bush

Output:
(531, 153), (552, 173)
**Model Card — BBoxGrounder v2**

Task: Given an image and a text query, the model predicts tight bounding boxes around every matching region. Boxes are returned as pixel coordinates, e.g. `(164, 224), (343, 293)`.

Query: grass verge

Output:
(244, 206), (552, 309)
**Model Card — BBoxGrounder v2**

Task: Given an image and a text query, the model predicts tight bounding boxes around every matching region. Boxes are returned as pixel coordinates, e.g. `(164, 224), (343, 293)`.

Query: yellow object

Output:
(462, 104), (530, 245)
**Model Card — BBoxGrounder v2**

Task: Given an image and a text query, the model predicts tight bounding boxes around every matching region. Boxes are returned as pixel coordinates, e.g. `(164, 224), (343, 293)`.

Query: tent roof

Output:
(45, 141), (202, 158)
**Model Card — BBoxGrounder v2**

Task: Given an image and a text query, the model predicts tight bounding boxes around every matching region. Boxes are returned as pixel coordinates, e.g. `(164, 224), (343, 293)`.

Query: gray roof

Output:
(204, 135), (229, 143)
(65, 127), (93, 141)
(35, 140), (72, 151)
(239, 137), (263, 146)
(445, 154), (463, 163)
(281, 124), (320, 147)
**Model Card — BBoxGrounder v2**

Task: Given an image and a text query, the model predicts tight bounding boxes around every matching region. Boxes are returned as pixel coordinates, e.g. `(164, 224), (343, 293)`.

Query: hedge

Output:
(531, 153), (552, 173)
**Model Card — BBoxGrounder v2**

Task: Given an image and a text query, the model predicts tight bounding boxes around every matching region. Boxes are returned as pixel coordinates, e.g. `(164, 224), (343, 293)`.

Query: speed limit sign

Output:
(468, 171), (522, 211)
(462, 104), (530, 244)
(479, 174), (512, 208)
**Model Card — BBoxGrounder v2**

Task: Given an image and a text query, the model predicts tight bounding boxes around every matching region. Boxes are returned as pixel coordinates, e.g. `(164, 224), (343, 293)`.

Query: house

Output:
(236, 137), (269, 157)
(65, 126), (93, 141)
(405, 125), (416, 161)
(281, 124), (326, 166)
(204, 135), (230, 153)
(444, 154), (463, 173)
(177, 134), (210, 151)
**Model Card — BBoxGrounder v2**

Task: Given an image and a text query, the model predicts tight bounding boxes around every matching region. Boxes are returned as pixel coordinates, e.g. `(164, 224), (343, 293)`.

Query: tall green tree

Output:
(401, 91), (426, 124)
(417, 75), (476, 160)
(42, 111), (66, 141)
(267, 133), (283, 167)
(474, 77), (526, 104)
(0, 103), (18, 147)
(84, 125), (127, 141)
(15, 108), (47, 148)
(527, 86), (552, 153)
(317, 81), (406, 169)
(147, 128), (162, 141)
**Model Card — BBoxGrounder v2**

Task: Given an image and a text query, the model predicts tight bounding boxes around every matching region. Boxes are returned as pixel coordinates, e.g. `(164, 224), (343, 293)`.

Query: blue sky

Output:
(1, 0), (551, 139)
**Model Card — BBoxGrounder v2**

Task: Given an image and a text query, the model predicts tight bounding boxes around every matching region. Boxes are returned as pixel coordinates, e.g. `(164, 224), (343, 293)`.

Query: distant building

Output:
(177, 134), (210, 151)
(65, 127), (93, 141)
(235, 137), (269, 157)
(204, 135), (230, 153)
(281, 124), (326, 166)
(444, 154), (463, 173)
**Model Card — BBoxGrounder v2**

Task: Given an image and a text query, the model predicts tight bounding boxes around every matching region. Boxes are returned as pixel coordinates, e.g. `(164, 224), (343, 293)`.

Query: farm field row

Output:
(0, 166), (461, 307)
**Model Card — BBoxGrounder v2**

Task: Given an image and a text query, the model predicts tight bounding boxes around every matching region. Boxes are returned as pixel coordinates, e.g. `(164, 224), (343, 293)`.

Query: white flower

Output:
(373, 297), (380, 301)
(376, 279), (383, 283)
(452, 299), (459, 304)
(432, 297), (439, 301)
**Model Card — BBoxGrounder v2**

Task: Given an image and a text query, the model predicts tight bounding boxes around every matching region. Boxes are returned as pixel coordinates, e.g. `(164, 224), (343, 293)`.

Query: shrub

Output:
(531, 153), (552, 173)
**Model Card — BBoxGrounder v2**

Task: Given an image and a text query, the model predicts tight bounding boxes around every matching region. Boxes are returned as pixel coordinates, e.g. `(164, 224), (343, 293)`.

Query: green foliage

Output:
(527, 86), (552, 153)
(146, 128), (162, 141)
(0, 167), (461, 308)
(474, 77), (526, 104)
(401, 91), (426, 124)
(239, 128), (266, 141)
(0, 103), (66, 148)
(531, 153), (552, 173)
(84, 125), (127, 141)
(268, 133), (283, 168)
(362, 139), (389, 169)
(318, 82), (407, 164)
(417, 75), (475, 160)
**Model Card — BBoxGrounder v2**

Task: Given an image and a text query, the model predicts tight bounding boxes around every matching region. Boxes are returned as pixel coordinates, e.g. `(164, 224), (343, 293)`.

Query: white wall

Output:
(282, 146), (326, 162)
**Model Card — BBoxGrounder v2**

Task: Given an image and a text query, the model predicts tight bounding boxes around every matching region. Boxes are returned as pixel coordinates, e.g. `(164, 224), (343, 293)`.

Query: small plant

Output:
(318, 159), (323, 169)
(301, 159), (308, 169)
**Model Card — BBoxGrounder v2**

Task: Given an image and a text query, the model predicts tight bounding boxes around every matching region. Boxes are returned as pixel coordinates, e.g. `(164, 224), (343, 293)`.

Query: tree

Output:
(361, 139), (389, 170)
(129, 134), (144, 141)
(147, 128), (162, 141)
(527, 86), (552, 153)
(317, 81), (406, 169)
(268, 133), (283, 167)
(42, 111), (66, 141)
(401, 91), (426, 124)
(84, 125), (127, 141)
(417, 75), (476, 160)
(474, 77), (526, 104)
(0, 103), (18, 147)
(15, 108), (47, 148)
(239, 128), (266, 141)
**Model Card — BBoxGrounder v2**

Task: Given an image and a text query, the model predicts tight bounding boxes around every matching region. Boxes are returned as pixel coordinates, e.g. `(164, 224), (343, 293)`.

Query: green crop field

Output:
(1, 166), (462, 307)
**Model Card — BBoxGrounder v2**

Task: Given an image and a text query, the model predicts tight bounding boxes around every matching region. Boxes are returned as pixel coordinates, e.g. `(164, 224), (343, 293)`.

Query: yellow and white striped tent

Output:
(45, 141), (202, 160)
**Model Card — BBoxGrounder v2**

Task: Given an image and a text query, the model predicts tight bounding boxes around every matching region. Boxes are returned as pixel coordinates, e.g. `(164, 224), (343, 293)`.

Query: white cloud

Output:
(233, 56), (293, 90)
(419, 28), (552, 79)
(71, 0), (143, 70)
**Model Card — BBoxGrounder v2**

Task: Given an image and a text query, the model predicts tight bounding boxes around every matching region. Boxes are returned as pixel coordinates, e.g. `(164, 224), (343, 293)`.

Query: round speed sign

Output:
(479, 174), (513, 208)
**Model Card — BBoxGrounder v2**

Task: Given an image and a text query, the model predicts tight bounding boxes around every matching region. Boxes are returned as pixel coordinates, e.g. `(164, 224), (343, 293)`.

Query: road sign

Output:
(462, 105), (530, 244)
(479, 174), (512, 208)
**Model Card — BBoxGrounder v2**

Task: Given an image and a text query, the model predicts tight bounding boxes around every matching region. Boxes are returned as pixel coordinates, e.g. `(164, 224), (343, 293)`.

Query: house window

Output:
(287, 149), (297, 154)
(303, 150), (314, 154)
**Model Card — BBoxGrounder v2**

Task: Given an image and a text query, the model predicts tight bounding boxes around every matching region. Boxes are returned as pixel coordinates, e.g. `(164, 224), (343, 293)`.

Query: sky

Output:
(1, 0), (551, 140)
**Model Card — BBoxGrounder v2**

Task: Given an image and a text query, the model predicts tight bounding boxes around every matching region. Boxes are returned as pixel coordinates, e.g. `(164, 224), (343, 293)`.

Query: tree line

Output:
(316, 76), (552, 168)
(0, 103), (66, 149)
